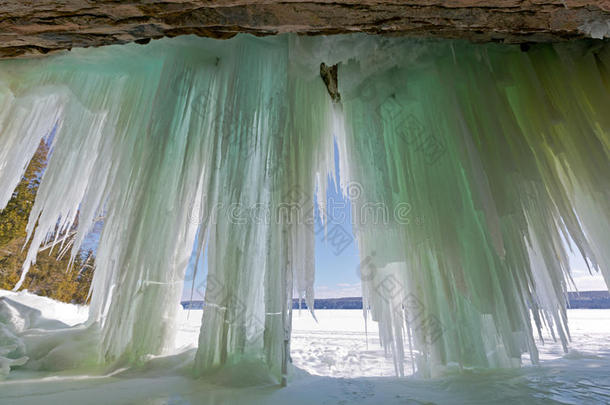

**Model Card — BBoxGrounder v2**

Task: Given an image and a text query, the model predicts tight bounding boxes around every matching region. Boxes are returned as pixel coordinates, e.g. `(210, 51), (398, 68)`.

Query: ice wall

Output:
(0, 34), (608, 380)
(0, 35), (336, 380)
(330, 38), (610, 376)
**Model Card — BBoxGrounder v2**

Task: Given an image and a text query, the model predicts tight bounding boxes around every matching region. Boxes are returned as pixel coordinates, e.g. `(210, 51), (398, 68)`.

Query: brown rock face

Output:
(1, 1), (609, 59)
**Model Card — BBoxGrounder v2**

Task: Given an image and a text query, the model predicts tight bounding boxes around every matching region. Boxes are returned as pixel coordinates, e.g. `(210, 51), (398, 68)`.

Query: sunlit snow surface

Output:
(1, 291), (609, 404)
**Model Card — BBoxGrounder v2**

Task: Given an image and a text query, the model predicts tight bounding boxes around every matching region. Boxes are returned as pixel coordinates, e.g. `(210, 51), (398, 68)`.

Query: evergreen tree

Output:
(0, 141), (94, 304)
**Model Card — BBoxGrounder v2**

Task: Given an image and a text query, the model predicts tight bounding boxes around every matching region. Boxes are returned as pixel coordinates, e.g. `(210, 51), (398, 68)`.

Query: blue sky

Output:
(181, 143), (363, 301)
(47, 124), (608, 300)
(180, 180), (363, 300)
(311, 170), (362, 298)
(180, 144), (607, 301)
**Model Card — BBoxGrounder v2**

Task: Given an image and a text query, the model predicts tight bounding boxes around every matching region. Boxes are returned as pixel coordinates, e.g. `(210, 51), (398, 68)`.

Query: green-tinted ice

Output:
(0, 35), (607, 381)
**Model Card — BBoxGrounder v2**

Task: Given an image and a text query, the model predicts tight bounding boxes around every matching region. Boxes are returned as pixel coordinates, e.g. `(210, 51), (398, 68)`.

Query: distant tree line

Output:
(567, 291), (610, 309)
(178, 294), (610, 310)
(0, 141), (94, 304)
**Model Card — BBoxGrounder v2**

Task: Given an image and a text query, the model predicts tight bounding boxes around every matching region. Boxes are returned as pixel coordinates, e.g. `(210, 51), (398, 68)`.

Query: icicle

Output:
(0, 34), (608, 382)
(331, 36), (609, 376)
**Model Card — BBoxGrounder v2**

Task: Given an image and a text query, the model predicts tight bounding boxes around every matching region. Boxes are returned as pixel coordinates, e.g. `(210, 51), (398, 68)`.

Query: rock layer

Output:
(0, 1), (609, 58)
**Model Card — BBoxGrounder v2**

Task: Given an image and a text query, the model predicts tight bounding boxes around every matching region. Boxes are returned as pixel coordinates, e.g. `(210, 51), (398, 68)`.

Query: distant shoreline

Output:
(181, 290), (610, 310)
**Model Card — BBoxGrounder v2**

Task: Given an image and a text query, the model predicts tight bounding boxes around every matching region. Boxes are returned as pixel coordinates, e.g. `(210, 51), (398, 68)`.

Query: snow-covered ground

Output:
(176, 307), (398, 377)
(2, 290), (610, 404)
(180, 305), (610, 379)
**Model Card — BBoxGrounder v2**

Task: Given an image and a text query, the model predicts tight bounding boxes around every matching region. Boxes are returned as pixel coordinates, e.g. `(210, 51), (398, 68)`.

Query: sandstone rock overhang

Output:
(1, 1), (609, 59)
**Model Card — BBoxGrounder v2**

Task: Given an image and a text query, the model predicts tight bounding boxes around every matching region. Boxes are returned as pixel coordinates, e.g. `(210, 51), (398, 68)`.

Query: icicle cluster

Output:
(0, 34), (608, 380)
(0, 36), (335, 378)
(328, 37), (610, 376)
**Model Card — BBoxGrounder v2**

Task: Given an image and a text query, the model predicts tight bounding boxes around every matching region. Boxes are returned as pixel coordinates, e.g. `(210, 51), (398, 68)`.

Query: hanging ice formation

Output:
(0, 34), (608, 380)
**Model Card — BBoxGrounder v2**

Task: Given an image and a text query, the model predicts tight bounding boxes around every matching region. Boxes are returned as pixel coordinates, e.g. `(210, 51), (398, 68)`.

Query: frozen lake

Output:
(176, 307), (610, 379)
(2, 290), (610, 404)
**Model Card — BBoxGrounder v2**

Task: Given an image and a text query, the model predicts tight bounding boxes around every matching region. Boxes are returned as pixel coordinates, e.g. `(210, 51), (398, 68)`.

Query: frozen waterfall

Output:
(0, 34), (608, 381)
